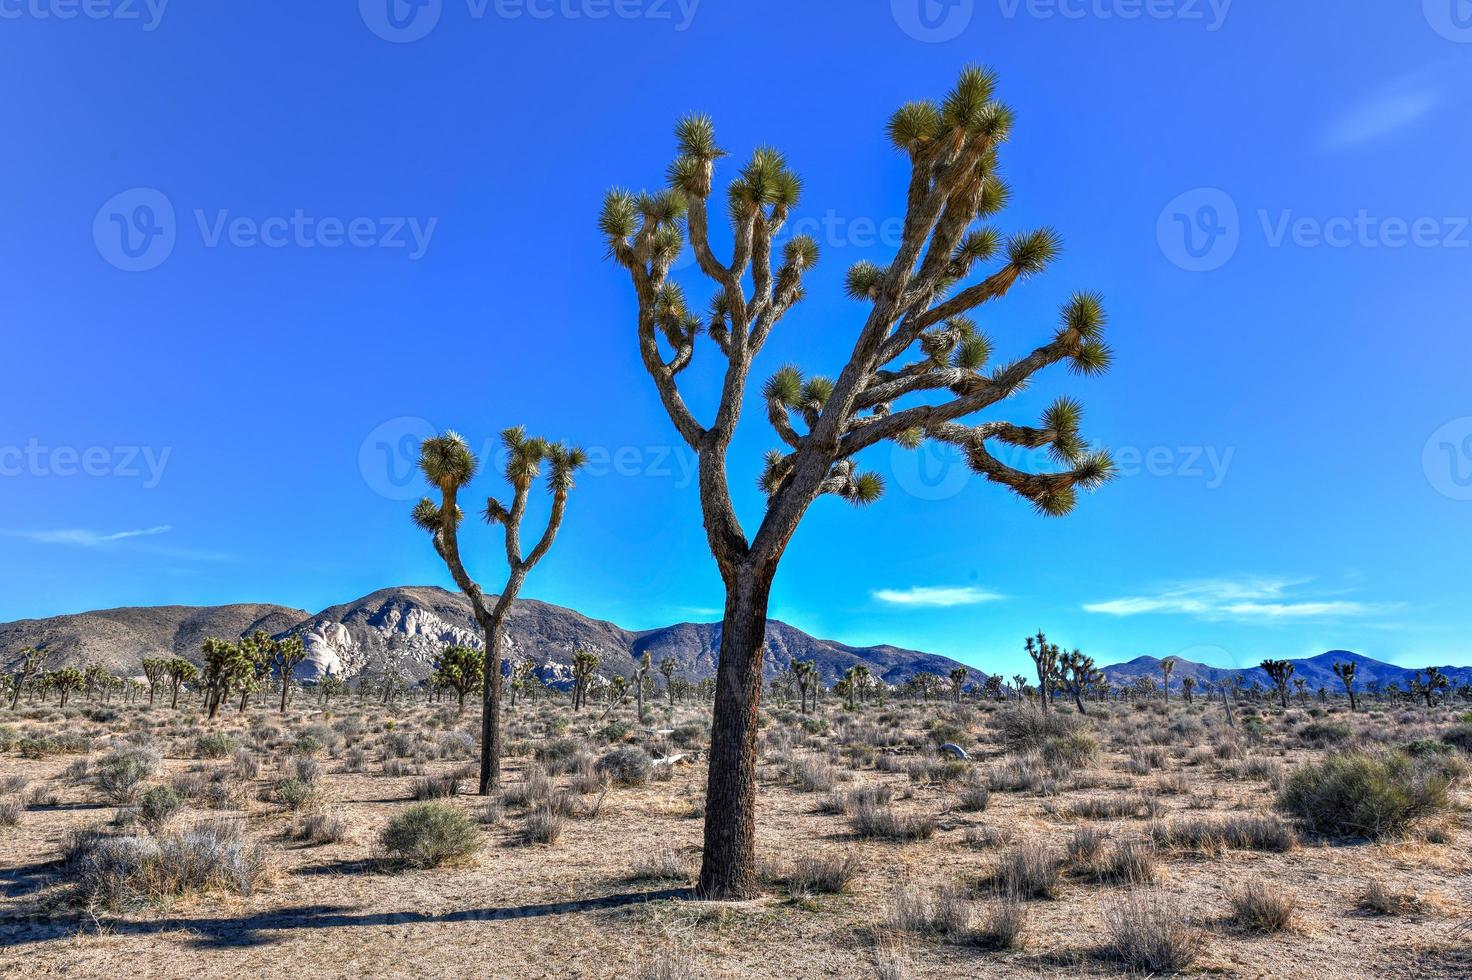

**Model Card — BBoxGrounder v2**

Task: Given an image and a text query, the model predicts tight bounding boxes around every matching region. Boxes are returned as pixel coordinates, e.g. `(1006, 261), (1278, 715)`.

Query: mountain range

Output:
(2, 587), (1465, 692)
(0, 586), (986, 688)
(1101, 652), (1472, 692)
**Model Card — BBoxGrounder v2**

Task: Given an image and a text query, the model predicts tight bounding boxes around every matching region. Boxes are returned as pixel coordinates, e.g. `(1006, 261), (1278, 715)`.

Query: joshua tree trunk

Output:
(480, 616), (507, 795)
(699, 565), (775, 901)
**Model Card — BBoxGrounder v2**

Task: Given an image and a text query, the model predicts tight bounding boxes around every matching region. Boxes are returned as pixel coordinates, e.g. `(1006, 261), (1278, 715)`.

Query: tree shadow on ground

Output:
(0, 888), (696, 949)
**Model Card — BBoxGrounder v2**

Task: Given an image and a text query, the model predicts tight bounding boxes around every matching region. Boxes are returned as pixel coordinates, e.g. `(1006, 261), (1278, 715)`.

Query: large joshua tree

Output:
(413, 427), (586, 795)
(602, 66), (1117, 898)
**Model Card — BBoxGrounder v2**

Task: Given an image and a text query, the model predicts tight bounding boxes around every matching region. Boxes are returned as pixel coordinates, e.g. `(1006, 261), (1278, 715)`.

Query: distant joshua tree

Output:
(791, 658), (817, 714)
(433, 645), (484, 713)
(1260, 659), (1295, 710)
(1331, 660), (1358, 712)
(1413, 667), (1450, 708)
(603, 66), (1117, 898)
(1026, 632), (1061, 713)
(633, 651), (654, 722)
(164, 658), (196, 709)
(1181, 675), (1195, 704)
(48, 667), (85, 708)
(272, 635), (309, 713)
(140, 657), (169, 706)
(571, 648), (599, 712)
(1059, 649), (1100, 714)
(1160, 656), (1177, 707)
(659, 655), (680, 707)
(949, 666), (968, 704)
(412, 427), (586, 795)
(10, 647), (49, 710)
(1293, 677), (1307, 706)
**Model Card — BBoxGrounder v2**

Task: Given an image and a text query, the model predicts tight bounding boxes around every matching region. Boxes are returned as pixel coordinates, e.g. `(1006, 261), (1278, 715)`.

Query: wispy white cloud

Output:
(873, 586), (1005, 608)
(14, 525), (173, 547)
(1321, 60), (1469, 151)
(1084, 577), (1391, 622)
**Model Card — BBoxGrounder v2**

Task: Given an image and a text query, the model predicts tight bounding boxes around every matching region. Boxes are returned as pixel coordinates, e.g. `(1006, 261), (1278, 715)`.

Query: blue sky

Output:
(2, 2), (1469, 677)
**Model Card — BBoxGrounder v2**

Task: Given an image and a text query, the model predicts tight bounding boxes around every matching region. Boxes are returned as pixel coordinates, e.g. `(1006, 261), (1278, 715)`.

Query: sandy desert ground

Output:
(2, 693), (1469, 978)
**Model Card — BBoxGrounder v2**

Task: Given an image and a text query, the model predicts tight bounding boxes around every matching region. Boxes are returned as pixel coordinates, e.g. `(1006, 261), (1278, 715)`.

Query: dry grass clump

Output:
(597, 745), (654, 787)
(627, 850), (689, 884)
(849, 800), (935, 841)
(95, 746), (161, 804)
(70, 818), (268, 910)
(293, 809), (348, 845)
(411, 773), (462, 800)
(1148, 813), (1297, 854)
(969, 890), (1027, 950)
(884, 881), (970, 938)
(778, 851), (861, 897)
(522, 801), (565, 845)
(1358, 879), (1426, 916)
(1228, 878), (1297, 933)
(634, 948), (703, 980)
(1100, 889), (1202, 973)
(0, 797), (23, 827)
(992, 844), (1062, 899)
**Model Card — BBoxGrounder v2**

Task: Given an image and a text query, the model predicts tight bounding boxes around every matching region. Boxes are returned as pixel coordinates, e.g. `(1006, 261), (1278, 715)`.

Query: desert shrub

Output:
(1066, 826), (1106, 865)
(96, 747), (161, 804)
(0, 775), (28, 796)
(988, 752), (1056, 795)
(970, 891), (1027, 950)
(992, 844), (1061, 899)
(850, 801), (935, 841)
(523, 801), (564, 845)
(502, 766), (550, 807)
(1043, 731), (1098, 770)
(786, 755), (837, 792)
(292, 733), (324, 757)
(437, 731), (475, 760)
(598, 720), (633, 744)
(290, 755), (323, 785)
(671, 723), (707, 747)
(1277, 751), (1453, 838)
(18, 737), (57, 759)
(991, 708), (1082, 751)
(343, 746), (368, 772)
(479, 800), (504, 826)
(1297, 721), (1353, 746)
(1100, 889), (1202, 973)
(138, 786), (184, 829)
(380, 802), (477, 867)
(1094, 840), (1158, 885)
(534, 737), (582, 773)
(411, 773), (461, 800)
(926, 719), (968, 747)
(0, 798), (21, 827)
(955, 781), (991, 812)
(1440, 725), (1472, 753)
(273, 778), (318, 811)
(231, 747), (260, 780)
(72, 819), (267, 910)
(194, 732), (236, 759)
(597, 745), (654, 787)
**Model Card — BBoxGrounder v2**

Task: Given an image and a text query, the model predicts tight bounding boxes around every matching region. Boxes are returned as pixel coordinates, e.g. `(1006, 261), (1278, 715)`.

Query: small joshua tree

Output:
(1412, 667), (1450, 708)
(1260, 659), (1295, 710)
(1293, 677), (1307, 706)
(1160, 656), (1177, 707)
(660, 655), (680, 708)
(949, 666), (968, 704)
(1332, 660), (1359, 712)
(1181, 676), (1195, 705)
(412, 427), (586, 795)
(509, 660), (537, 708)
(141, 657), (169, 706)
(571, 647), (599, 712)
(604, 66), (1117, 897)
(1059, 649), (1100, 714)
(201, 637), (239, 719)
(1026, 632), (1060, 713)
(48, 667), (84, 708)
(633, 651), (653, 722)
(791, 658), (817, 714)
(164, 657), (197, 709)
(434, 645), (484, 713)
(272, 635), (308, 713)
(9, 647), (49, 710)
